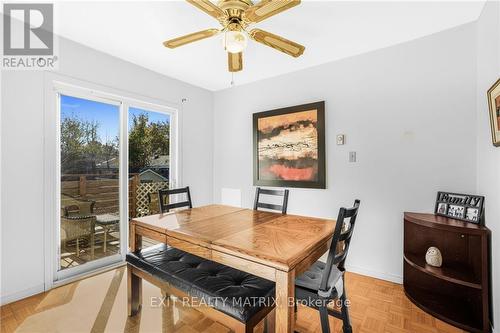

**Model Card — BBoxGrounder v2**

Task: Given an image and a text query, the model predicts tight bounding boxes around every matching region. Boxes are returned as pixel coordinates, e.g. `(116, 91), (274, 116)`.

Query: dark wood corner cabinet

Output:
(403, 212), (491, 333)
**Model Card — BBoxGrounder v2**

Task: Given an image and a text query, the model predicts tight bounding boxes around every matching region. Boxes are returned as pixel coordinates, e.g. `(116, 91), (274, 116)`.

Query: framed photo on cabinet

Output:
(487, 78), (500, 147)
(253, 101), (326, 189)
(434, 191), (484, 224)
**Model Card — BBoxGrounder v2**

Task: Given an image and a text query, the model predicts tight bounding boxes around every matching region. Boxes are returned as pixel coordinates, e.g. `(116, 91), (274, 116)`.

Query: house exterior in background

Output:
(146, 155), (169, 180)
(95, 157), (119, 174)
(97, 154), (169, 182)
(139, 169), (167, 183)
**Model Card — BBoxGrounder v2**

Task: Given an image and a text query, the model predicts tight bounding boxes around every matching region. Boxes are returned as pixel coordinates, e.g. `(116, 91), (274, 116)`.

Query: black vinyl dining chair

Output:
(294, 199), (361, 333)
(157, 186), (193, 213)
(253, 187), (289, 214)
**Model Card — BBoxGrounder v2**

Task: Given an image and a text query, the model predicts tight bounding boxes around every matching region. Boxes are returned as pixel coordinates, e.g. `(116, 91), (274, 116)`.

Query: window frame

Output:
(126, 100), (179, 191)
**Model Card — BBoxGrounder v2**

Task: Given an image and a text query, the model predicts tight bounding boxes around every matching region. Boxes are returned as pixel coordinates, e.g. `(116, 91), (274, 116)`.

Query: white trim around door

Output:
(43, 72), (180, 290)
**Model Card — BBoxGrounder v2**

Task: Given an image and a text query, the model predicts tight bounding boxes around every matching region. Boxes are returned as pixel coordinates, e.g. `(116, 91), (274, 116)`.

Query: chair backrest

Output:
(61, 194), (95, 216)
(64, 205), (80, 217)
(158, 186), (193, 213)
(319, 199), (360, 292)
(253, 187), (289, 214)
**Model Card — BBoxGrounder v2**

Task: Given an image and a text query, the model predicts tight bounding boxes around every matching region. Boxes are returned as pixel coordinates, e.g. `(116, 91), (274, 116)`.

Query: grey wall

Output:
(213, 23), (478, 282)
(0, 37), (214, 303)
(476, 1), (500, 331)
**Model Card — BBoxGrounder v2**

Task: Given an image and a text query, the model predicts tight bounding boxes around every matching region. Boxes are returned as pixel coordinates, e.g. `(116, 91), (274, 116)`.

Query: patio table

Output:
(96, 213), (120, 253)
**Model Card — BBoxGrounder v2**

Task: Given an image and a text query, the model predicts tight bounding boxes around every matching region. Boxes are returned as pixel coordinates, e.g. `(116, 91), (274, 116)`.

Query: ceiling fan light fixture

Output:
(222, 30), (248, 53)
(163, 0), (305, 72)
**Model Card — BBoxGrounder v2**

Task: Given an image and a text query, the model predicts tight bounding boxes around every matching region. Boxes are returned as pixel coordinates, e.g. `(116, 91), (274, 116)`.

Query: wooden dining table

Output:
(129, 204), (336, 333)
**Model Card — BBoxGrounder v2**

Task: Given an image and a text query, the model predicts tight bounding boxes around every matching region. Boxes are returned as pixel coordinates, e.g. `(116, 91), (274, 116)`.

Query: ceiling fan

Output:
(163, 0), (305, 72)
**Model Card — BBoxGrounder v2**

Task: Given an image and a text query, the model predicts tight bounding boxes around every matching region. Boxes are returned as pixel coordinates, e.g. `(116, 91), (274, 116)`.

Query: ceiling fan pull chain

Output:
(230, 72), (235, 87)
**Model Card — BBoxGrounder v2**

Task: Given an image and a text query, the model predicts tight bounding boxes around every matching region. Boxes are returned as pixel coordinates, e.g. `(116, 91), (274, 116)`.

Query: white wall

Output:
(476, 1), (500, 331)
(0, 37), (213, 303)
(1, 8), (497, 327)
(213, 23), (477, 283)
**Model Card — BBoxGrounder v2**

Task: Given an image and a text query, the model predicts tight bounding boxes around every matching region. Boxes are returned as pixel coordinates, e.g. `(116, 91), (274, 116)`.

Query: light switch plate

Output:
(349, 151), (357, 162)
(336, 134), (345, 145)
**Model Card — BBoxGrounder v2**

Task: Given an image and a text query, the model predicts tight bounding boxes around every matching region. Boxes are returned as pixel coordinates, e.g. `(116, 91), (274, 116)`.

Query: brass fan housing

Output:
(218, 0), (253, 12)
(227, 20), (244, 32)
(218, 0), (253, 24)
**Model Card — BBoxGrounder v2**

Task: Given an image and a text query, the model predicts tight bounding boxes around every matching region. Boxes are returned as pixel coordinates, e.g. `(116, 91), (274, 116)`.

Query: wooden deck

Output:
(60, 229), (157, 270)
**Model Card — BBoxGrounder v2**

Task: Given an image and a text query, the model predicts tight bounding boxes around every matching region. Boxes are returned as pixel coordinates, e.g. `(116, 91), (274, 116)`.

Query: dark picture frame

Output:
(434, 191), (485, 225)
(487, 78), (500, 147)
(253, 101), (326, 189)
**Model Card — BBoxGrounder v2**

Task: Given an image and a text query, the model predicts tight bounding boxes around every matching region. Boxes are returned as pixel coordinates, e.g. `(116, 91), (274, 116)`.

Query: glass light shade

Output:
(223, 30), (248, 53)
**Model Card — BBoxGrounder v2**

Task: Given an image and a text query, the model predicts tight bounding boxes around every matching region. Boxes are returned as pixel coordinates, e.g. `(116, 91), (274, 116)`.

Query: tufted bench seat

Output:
(126, 243), (275, 329)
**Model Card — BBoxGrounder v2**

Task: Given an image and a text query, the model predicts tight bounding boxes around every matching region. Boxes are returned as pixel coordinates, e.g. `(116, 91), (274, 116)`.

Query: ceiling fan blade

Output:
(249, 28), (305, 57)
(228, 52), (243, 72)
(163, 29), (220, 48)
(244, 0), (300, 23)
(186, 0), (226, 20)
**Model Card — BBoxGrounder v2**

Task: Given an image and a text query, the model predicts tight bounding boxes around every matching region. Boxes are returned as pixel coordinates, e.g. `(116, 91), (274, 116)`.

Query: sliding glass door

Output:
(58, 94), (122, 274)
(52, 82), (177, 282)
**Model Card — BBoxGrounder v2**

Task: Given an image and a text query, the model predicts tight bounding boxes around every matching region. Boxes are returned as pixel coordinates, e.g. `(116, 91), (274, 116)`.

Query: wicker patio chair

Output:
(61, 195), (96, 258)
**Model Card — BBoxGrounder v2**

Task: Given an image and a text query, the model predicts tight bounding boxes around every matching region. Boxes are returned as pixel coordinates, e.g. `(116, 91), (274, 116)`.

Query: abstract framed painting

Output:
(487, 78), (500, 147)
(253, 101), (326, 189)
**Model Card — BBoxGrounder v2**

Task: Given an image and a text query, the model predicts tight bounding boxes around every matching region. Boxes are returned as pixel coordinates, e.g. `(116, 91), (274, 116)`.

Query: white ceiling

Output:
(55, 1), (485, 91)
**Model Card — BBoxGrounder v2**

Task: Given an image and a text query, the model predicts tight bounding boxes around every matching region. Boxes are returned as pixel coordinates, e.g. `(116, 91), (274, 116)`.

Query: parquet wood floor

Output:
(0, 267), (464, 333)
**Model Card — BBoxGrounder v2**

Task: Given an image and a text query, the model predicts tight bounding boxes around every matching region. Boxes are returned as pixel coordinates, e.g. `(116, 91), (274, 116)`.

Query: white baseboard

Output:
(346, 264), (403, 284)
(0, 283), (45, 306)
(317, 252), (403, 284)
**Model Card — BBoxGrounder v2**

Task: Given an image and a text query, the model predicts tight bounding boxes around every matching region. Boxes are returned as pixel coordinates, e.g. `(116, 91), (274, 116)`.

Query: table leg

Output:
(127, 266), (142, 316)
(130, 223), (142, 252)
(161, 290), (175, 331)
(128, 222), (143, 316)
(90, 232), (95, 259)
(275, 269), (295, 333)
(103, 226), (108, 253)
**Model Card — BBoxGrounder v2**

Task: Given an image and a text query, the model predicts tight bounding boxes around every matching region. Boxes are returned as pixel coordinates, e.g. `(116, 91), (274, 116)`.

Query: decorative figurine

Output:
(425, 246), (443, 267)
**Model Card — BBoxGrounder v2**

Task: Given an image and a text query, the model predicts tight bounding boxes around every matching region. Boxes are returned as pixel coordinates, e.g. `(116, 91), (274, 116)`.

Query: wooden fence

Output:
(61, 173), (168, 218)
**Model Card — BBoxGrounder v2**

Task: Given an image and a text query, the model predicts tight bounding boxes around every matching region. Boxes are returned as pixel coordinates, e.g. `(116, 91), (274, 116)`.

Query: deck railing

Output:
(61, 173), (168, 218)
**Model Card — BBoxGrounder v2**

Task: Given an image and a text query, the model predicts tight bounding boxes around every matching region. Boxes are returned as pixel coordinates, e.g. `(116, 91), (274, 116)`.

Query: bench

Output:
(126, 243), (276, 332)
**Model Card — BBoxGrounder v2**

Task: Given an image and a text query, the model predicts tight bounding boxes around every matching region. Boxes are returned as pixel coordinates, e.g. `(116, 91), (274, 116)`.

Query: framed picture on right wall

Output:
(487, 78), (500, 147)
